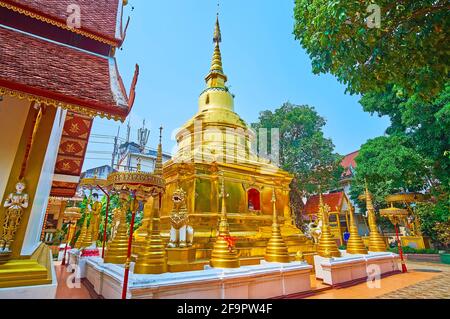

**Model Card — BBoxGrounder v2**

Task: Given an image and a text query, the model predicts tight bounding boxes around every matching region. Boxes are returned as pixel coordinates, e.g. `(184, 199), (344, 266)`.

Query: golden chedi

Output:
(210, 175), (240, 268)
(160, 15), (313, 261)
(80, 215), (94, 248)
(104, 196), (130, 264)
(134, 194), (168, 274)
(134, 130), (168, 274)
(316, 194), (341, 258)
(365, 182), (387, 252)
(264, 189), (290, 263)
(346, 205), (368, 255)
(74, 215), (89, 249)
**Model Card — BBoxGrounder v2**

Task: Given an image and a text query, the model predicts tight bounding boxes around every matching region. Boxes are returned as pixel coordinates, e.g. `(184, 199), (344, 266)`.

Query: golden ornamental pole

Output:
(316, 193), (341, 258)
(264, 188), (290, 263)
(209, 173), (240, 268)
(346, 205), (368, 254)
(365, 181), (387, 252)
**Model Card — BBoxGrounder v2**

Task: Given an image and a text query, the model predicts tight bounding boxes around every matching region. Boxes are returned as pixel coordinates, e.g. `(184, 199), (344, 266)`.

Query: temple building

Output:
(0, 0), (137, 295)
(158, 16), (314, 262)
(303, 191), (353, 246)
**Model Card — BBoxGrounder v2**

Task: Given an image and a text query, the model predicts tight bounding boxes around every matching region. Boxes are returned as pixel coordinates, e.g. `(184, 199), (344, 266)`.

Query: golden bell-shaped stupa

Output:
(104, 203), (129, 264)
(134, 194), (168, 274)
(80, 215), (94, 248)
(209, 174), (240, 268)
(74, 215), (89, 249)
(316, 193), (341, 258)
(264, 189), (290, 263)
(346, 205), (368, 255)
(365, 181), (387, 252)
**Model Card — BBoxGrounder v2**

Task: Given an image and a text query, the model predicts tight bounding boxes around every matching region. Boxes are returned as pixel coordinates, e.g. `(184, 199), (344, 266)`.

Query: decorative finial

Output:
(154, 126), (163, 176)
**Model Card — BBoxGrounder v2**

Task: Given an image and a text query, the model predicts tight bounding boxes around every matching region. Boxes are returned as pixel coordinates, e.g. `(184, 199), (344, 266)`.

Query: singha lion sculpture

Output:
(167, 188), (194, 248)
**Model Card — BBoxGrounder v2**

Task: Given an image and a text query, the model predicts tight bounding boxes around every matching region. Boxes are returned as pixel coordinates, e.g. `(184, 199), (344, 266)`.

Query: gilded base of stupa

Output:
(134, 232), (168, 274)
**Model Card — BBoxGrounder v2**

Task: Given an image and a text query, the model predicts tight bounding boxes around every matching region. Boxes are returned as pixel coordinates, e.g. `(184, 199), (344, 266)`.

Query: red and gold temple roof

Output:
(341, 150), (359, 179)
(0, 25), (137, 121)
(0, 0), (125, 46)
(304, 192), (346, 215)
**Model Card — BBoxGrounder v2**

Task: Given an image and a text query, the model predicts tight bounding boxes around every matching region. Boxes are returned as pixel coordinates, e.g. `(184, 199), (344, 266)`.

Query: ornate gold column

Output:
(264, 188), (290, 263)
(209, 173), (240, 268)
(316, 193), (341, 258)
(346, 205), (368, 254)
(365, 182), (386, 252)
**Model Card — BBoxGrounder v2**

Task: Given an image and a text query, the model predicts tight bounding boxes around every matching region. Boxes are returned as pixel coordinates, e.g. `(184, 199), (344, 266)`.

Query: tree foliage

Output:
(360, 83), (450, 188)
(293, 0), (449, 99)
(350, 134), (432, 207)
(252, 102), (343, 197)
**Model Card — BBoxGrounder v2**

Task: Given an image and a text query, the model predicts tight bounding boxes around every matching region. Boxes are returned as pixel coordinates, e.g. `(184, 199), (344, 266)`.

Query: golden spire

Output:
(346, 205), (368, 255)
(154, 126), (163, 176)
(316, 193), (341, 258)
(364, 180), (387, 252)
(264, 189), (290, 263)
(205, 14), (227, 88)
(209, 173), (240, 268)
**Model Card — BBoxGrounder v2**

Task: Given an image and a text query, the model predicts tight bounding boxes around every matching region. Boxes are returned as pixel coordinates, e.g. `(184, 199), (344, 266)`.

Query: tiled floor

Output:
(54, 261), (93, 299)
(306, 261), (450, 299)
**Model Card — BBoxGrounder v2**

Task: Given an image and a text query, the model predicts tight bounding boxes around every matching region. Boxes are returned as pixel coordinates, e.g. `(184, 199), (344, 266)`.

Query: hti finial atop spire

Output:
(213, 12), (221, 44)
(154, 126), (163, 176)
(206, 3), (227, 85)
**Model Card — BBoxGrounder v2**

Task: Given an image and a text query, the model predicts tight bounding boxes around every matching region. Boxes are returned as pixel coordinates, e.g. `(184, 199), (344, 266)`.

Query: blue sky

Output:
(82, 0), (390, 171)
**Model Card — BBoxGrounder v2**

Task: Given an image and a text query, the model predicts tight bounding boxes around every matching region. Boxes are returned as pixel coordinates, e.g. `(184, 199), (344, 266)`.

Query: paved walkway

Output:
(54, 261), (93, 299)
(306, 261), (450, 299)
(53, 260), (449, 299)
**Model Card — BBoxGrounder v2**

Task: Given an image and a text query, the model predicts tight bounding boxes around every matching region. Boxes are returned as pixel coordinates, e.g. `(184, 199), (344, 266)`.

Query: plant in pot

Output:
(434, 221), (450, 264)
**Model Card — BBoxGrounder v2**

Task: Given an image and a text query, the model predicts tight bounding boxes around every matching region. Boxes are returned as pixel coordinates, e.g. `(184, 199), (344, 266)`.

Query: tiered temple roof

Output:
(0, 0), (138, 197)
(303, 191), (346, 216)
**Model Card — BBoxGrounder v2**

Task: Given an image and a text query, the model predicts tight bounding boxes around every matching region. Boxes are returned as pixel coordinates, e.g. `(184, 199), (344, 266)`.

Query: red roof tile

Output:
(341, 150), (359, 178)
(0, 26), (130, 120)
(303, 192), (345, 215)
(2, 0), (123, 44)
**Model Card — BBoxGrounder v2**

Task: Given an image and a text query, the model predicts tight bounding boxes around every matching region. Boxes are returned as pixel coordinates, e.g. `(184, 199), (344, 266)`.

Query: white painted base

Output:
(68, 249), (103, 279)
(313, 255), (329, 279)
(85, 259), (313, 299)
(321, 255), (367, 285)
(365, 251), (400, 274)
(317, 252), (400, 286)
(0, 247), (57, 299)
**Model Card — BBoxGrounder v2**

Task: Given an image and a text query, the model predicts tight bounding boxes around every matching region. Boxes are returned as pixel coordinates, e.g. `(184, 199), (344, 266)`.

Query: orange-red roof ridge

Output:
(1, 0), (124, 45)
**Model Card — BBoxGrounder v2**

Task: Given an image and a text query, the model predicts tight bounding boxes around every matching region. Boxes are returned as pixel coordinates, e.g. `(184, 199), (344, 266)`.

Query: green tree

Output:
(349, 134), (432, 207)
(293, 0), (449, 99)
(252, 102), (343, 197)
(360, 83), (450, 189)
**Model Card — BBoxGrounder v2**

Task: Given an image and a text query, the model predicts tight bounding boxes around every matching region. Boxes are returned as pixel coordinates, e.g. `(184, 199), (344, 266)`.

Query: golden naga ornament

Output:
(364, 182), (387, 252)
(346, 205), (368, 255)
(167, 187), (194, 248)
(0, 180), (29, 254)
(209, 174), (240, 268)
(316, 193), (341, 258)
(264, 189), (290, 263)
